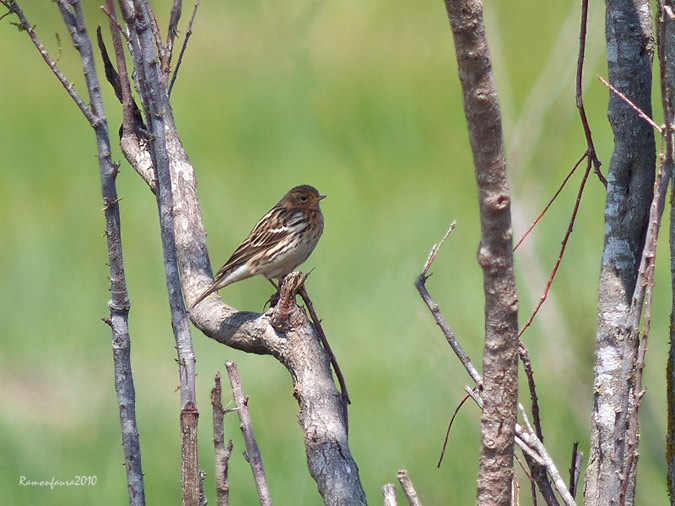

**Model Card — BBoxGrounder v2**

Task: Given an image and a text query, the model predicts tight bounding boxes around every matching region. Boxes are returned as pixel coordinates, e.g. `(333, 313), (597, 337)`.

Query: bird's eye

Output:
(300, 195), (308, 201)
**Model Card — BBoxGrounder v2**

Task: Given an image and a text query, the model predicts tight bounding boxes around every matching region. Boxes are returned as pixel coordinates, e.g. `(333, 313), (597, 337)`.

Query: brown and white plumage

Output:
(191, 185), (325, 308)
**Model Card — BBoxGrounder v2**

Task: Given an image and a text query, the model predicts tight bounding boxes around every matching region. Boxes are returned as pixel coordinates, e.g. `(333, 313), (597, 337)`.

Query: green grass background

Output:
(0, 0), (669, 504)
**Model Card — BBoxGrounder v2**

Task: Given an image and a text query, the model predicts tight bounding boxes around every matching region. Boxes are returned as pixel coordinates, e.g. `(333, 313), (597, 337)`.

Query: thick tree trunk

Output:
(443, 1), (519, 505)
(585, 1), (655, 504)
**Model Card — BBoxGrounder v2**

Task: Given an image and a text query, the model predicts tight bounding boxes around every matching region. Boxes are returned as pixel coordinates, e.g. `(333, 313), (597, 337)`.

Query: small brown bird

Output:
(191, 185), (326, 308)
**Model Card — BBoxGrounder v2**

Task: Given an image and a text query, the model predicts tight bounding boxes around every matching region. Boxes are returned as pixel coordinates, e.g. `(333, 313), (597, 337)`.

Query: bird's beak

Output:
(317, 194), (327, 201)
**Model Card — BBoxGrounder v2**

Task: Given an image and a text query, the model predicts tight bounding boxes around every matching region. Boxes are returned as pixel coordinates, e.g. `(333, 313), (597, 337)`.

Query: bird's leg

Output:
(264, 278), (281, 309)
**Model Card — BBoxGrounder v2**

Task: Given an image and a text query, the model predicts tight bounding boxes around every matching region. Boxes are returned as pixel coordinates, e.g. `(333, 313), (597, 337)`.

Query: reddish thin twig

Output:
(298, 286), (351, 412)
(437, 391), (472, 467)
(519, 157), (592, 339)
(514, 153), (586, 251)
(577, 0), (606, 187)
(598, 75), (663, 133)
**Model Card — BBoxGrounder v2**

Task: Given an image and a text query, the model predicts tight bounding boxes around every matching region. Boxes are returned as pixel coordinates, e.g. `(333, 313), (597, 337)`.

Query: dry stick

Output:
(517, 405), (577, 506)
(101, 2), (145, 139)
(47, 2), (149, 504)
(164, 0), (183, 72)
(169, 0), (200, 96)
(415, 223), (482, 387)
(5, 2), (146, 503)
(0, 1), (98, 126)
(117, 3), (202, 504)
(382, 483), (398, 506)
(437, 392), (471, 467)
(417, 229), (577, 506)
(518, 157), (592, 339)
(98, 5), (155, 193)
(577, 0), (606, 187)
(568, 442), (583, 499)
(513, 153), (586, 252)
(211, 373), (233, 506)
(518, 342), (543, 442)
(396, 470), (422, 506)
(519, 338), (559, 506)
(598, 76), (663, 134)
(298, 286), (351, 413)
(224, 362), (272, 506)
(515, 153), (593, 506)
(620, 138), (672, 505)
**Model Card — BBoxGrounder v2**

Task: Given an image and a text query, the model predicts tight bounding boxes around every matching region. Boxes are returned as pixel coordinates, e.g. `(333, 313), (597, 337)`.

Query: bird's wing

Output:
(214, 207), (297, 278)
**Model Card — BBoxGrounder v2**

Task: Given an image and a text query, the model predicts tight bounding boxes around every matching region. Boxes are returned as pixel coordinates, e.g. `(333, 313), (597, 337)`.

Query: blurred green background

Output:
(0, 0), (669, 504)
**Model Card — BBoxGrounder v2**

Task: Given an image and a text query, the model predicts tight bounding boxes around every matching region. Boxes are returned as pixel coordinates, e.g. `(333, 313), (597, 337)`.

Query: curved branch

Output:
(107, 4), (365, 502)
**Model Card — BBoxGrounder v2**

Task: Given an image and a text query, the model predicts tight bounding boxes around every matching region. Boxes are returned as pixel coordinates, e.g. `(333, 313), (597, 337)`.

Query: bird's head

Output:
(280, 185), (326, 211)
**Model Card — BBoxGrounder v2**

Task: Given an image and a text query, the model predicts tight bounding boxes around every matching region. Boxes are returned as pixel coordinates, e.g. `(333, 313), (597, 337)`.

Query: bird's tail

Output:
(190, 281), (219, 310)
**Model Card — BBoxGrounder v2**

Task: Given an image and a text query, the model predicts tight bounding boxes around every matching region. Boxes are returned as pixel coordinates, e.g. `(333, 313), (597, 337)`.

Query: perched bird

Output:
(191, 185), (326, 308)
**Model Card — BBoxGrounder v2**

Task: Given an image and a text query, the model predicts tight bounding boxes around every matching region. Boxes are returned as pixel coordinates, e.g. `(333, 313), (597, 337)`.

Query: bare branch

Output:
(8, 1), (147, 503)
(576, 0), (606, 187)
(437, 392), (471, 468)
(518, 157), (592, 339)
(224, 362), (272, 506)
(164, 0), (183, 72)
(568, 442), (583, 499)
(418, 236), (573, 504)
(598, 75), (663, 133)
(169, 0), (199, 96)
(517, 405), (577, 506)
(382, 483), (398, 506)
(513, 153), (585, 252)
(211, 372), (232, 506)
(442, 0), (520, 502)
(2, 0), (97, 126)
(396, 470), (422, 506)
(415, 223), (482, 386)
(298, 284), (351, 419)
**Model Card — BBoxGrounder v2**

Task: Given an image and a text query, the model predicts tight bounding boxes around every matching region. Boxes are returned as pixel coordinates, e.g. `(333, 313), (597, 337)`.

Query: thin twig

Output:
(517, 405), (577, 506)
(568, 442), (583, 499)
(211, 372), (232, 506)
(299, 285), (351, 420)
(164, 0), (183, 72)
(418, 230), (575, 504)
(437, 392), (471, 467)
(598, 75), (664, 133)
(224, 361), (272, 506)
(518, 342), (543, 441)
(513, 153), (586, 251)
(576, 0), (606, 187)
(1, 0), (98, 126)
(169, 0), (199, 96)
(13, 0), (147, 503)
(397, 470), (422, 506)
(416, 223), (482, 386)
(518, 157), (592, 339)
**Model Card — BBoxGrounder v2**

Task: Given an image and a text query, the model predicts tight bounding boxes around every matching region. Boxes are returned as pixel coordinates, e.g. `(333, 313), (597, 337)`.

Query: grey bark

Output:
(585, 0), (656, 504)
(3, 1), (148, 503)
(661, 1), (675, 502)
(53, 2), (148, 504)
(442, 1), (519, 505)
(103, 3), (366, 504)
